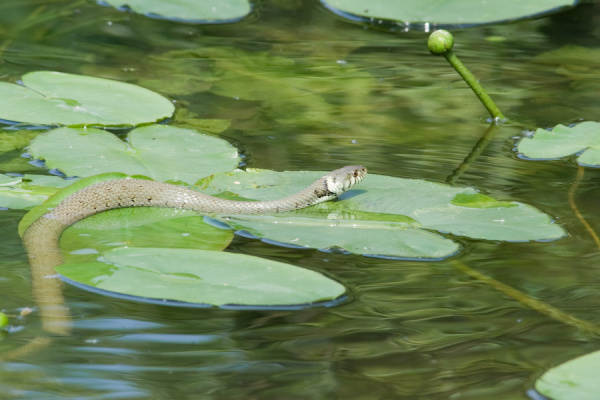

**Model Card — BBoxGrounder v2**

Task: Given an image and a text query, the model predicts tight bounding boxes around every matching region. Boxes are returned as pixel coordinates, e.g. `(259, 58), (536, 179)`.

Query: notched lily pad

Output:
(535, 350), (600, 400)
(201, 169), (566, 259)
(0, 71), (174, 127)
(56, 247), (346, 307)
(28, 125), (239, 183)
(517, 122), (600, 166)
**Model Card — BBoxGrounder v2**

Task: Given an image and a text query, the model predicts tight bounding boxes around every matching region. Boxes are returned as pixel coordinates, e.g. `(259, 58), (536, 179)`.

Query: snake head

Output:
(325, 165), (367, 195)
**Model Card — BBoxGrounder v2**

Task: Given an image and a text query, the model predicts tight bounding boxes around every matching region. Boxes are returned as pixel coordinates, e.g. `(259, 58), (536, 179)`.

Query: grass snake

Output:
(20, 165), (367, 335)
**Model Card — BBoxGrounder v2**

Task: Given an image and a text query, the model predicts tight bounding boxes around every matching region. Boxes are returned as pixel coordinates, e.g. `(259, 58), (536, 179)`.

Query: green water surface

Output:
(1, 1), (600, 399)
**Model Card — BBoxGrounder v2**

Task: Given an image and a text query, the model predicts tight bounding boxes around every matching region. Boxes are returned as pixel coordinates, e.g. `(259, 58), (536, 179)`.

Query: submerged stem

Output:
(568, 166), (600, 247)
(446, 122), (501, 185)
(451, 260), (600, 338)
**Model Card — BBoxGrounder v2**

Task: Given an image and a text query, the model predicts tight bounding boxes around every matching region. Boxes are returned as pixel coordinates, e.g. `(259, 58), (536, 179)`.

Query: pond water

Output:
(1, 1), (600, 399)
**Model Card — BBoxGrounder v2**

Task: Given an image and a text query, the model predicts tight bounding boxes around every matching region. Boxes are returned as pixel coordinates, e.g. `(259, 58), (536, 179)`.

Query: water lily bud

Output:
(428, 30), (454, 55)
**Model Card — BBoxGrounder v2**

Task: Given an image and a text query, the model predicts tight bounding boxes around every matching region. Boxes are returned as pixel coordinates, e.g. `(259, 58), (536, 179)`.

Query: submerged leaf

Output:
(451, 193), (518, 209)
(0, 71), (174, 127)
(0, 130), (39, 153)
(57, 247), (346, 307)
(147, 46), (379, 128)
(517, 122), (600, 166)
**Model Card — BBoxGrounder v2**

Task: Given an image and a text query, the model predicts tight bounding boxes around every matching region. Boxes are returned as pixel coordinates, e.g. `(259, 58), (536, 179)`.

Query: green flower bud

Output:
(428, 30), (454, 55)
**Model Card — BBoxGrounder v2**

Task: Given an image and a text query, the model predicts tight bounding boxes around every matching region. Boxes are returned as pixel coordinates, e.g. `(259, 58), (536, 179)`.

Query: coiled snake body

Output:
(21, 166), (367, 334)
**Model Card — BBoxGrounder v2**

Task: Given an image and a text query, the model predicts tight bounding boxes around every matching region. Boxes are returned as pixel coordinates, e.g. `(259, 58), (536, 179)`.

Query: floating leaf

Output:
(16, 167), (566, 259)
(517, 122), (600, 166)
(56, 247), (346, 307)
(0, 174), (75, 210)
(60, 208), (234, 261)
(535, 350), (600, 400)
(220, 215), (459, 260)
(322, 0), (578, 27)
(28, 125), (239, 183)
(201, 169), (566, 259)
(0, 71), (174, 127)
(102, 0), (252, 23)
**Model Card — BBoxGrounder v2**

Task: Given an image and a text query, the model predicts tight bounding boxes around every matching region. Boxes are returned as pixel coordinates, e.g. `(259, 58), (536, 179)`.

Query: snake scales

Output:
(20, 166), (367, 335)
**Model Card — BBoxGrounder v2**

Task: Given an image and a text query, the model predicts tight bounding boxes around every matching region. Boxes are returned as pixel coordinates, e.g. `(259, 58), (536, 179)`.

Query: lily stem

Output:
(444, 50), (506, 121)
(428, 30), (506, 121)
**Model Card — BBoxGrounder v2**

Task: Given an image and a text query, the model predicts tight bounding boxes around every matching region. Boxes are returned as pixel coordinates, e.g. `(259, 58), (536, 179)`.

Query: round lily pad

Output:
(0, 71), (174, 127)
(57, 247), (346, 308)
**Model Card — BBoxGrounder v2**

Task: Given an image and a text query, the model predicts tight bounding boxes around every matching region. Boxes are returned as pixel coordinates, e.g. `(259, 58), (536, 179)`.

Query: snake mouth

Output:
(350, 166), (367, 186)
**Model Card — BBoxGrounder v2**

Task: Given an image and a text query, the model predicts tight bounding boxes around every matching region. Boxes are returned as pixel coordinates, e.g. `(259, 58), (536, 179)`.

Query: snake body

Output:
(22, 166), (366, 334)
(27, 165), (367, 228)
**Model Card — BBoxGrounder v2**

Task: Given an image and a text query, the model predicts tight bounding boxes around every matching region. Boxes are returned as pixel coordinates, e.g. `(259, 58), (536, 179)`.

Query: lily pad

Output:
(322, 0), (578, 27)
(535, 350), (600, 400)
(200, 169), (566, 258)
(102, 0), (252, 23)
(56, 247), (346, 307)
(17, 167), (566, 260)
(28, 125), (239, 183)
(60, 208), (234, 261)
(0, 71), (174, 127)
(0, 174), (75, 210)
(517, 122), (600, 166)
(220, 215), (459, 260)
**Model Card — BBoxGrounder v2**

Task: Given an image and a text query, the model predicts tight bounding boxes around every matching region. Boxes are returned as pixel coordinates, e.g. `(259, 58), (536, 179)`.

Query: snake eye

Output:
(353, 171), (359, 177)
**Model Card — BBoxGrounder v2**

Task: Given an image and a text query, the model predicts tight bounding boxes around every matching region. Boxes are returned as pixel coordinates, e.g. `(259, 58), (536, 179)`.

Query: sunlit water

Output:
(1, 1), (600, 399)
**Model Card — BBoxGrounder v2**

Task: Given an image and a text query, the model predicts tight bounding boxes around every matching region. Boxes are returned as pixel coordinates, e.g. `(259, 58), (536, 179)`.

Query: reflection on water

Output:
(1, 1), (600, 399)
